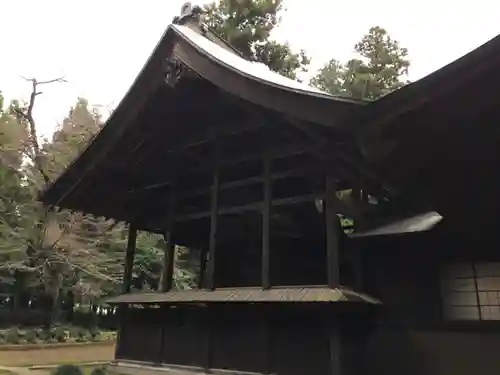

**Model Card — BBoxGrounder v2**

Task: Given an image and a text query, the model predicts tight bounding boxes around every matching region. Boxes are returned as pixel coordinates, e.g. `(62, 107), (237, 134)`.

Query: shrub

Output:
(37, 328), (52, 342)
(52, 326), (67, 343)
(52, 365), (83, 375)
(24, 329), (37, 344)
(89, 327), (101, 342)
(100, 331), (117, 342)
(70, 326), (89, 342)
(5, 327), (20, 344)
(90, 366), (107, 375)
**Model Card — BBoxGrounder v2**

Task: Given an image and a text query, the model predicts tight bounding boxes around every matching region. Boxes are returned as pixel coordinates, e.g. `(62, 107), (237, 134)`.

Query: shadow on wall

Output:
(363, 328), (500, 375)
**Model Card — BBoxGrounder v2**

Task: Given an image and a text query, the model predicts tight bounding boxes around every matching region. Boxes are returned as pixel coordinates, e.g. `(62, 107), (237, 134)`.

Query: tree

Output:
(0, 92), (32, 309)
(309, 59), (345, 96)
(0, 86), (197, 319)
(204, 0), (310, 79)
(311, 26), (410, 100)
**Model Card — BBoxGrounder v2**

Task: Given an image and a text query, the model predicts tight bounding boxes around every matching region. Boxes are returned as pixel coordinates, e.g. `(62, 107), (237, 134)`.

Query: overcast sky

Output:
(1, 0), (499, 138)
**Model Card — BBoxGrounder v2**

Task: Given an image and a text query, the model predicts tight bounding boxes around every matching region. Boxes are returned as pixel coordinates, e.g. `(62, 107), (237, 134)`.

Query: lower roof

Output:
(351, 32), (500, 227)
(106, 286), (381, 305)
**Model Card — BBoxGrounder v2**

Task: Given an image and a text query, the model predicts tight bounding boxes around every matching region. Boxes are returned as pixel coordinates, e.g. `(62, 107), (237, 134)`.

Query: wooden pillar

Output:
(198, 248), (208, 289)
(161, 185), (176, 292)
(202, 309), (212, 372)
(162, 233), (175, 292)
(263, 308), (272, 374)
(325, 175), (343, 374)
(325, 174), (340, 288)
(206, 136), (220, 290)
(351, 242), (364, 291)
(262, 126), (272, 289)
(116, 223), (137, 360)
(122, 224), (137, 293)
(328, 320), (342, 375)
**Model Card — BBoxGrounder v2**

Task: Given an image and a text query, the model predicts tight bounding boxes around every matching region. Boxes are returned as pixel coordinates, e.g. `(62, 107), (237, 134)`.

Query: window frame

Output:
(440, 262), (500, 322)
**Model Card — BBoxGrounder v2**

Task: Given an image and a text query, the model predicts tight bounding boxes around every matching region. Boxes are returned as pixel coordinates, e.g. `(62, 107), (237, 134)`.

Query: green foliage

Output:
(52, 326), (67, 342)
(90, 367), (107, 375)
(0, 326), (115, 345)
(204, 0), (310, 78)
(4, 327), (20, 344)
(52, 365), (83, 375)
(311, 26), (410, 100)
(24, 329), (37, 343)
(0, 88), (196, 321)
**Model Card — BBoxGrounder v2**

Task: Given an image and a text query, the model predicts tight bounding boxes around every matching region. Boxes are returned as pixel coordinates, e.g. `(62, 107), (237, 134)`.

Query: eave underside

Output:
(42, 76), (391, 246)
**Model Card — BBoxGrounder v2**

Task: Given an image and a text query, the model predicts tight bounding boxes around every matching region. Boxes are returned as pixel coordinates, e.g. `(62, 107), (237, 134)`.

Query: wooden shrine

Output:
(41, 4), (500, 375)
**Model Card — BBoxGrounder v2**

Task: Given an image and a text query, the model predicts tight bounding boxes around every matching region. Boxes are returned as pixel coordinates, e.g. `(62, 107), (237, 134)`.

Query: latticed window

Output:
(441, 263), (500, 320)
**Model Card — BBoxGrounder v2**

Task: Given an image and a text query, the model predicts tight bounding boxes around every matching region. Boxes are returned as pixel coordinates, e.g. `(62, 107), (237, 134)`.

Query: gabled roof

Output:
(353, 32), (500, 227)
(40, 15), (366, 227)
(40, 4), (500, 234)
(352, 31), (500, 136)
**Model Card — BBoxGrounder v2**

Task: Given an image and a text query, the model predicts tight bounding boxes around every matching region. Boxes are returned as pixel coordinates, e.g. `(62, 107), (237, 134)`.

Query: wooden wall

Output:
(214, 237), (328, 288)
(356, 231), (500, 375)
(116, 304), (336, 375)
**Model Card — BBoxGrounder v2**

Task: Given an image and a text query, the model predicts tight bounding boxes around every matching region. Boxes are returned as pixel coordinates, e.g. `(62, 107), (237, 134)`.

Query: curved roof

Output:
(168, 24), (364, 127)
(172, 25), (332, 98)
(40, 21), (365, 218)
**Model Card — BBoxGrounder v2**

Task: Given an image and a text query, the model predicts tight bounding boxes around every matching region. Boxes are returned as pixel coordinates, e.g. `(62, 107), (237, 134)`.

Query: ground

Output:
(0, 341), (114, 375)
(0, 342), (114, 367)
(0, 364), (102, 375)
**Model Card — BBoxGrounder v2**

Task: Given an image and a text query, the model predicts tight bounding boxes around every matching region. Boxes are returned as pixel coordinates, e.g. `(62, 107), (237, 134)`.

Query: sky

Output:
(1, 0), (499, 139)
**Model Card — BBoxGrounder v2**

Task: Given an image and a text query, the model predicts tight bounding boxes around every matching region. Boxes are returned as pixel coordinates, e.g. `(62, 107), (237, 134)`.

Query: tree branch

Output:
(14, 76), (67, 185)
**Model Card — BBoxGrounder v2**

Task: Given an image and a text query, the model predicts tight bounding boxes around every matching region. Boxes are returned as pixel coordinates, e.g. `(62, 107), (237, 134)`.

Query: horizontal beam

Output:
(138, 122), (265, 166)
(174, 192), (323, 222)
(162, 168), (325, 201)
(163, 191), (360, 222)
(284, 115), (396, 196)
(131, 144), (311, 193)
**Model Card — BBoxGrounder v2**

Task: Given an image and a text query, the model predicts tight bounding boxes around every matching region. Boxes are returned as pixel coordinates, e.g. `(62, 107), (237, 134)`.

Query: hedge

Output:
(0, 326), (117, 345)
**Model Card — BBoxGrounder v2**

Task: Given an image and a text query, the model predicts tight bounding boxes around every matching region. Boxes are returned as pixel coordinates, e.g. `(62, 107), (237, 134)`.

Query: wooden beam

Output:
(261, 125), (272, 290)
(130, 144), (310, 193)
(206, 135), (220, 290)
(131, 119), (264, 171)
(176, 193), (323, 222)
(161, 184), (176, 292)
(140, 192), (328, 233)
(283, 115), (396, 196)
(176, 168), (313, 201)
(123, 224), (137, 293)
(325, 174), (340, 287)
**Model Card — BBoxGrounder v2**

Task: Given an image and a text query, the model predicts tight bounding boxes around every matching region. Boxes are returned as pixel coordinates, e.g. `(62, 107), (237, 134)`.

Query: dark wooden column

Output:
(116, 223), (137, 360)
(123, 224), (137, 293)
(328, 320), (342, 375)
(206, 136), (220, 290)
(261, 126), (272, 289)
(161, 184), (176, 292)
(325, 174), (340, 287)
(198, 248), (208, 289)
(325, 174), (343, 375)
(350, 188), (364, 291)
